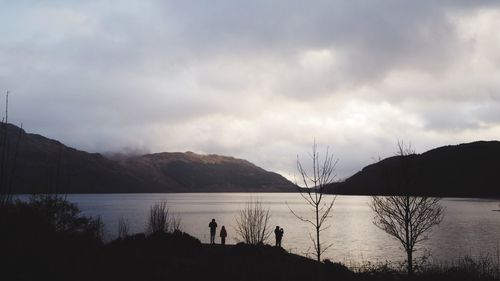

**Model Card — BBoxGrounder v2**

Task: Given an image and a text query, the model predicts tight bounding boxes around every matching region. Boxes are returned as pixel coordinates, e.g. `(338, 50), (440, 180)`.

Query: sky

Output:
(1, 1), (500, 180)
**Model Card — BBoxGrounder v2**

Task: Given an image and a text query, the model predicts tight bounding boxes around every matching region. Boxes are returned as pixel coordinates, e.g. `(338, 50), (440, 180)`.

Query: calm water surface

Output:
(39, 193), (500, 264)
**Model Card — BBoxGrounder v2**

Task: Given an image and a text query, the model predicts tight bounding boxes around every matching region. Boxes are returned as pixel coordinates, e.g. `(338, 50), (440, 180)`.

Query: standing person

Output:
(274, 226), (282, 247)
(220, 225), (227, 245)
(279, 227), (284, 246)
(209, 218), (218, 244)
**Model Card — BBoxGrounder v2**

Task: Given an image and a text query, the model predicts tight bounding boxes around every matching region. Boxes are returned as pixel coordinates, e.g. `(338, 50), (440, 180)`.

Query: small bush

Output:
(146, 201), (181, 235)
(235, 200), (271, 245)
(118, 216), (130, 239)
(2, 194), (105, 240)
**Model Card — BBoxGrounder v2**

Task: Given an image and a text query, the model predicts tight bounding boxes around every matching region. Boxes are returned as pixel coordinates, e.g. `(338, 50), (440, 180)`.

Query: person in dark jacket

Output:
(274, 226), (284, 247)
(220, 225), (227, 245)
(209, 218), (218, 244)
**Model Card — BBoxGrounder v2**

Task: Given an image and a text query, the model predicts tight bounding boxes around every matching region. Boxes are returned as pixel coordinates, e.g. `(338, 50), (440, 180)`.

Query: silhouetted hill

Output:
(1, 124), (295, 193)
(2, 124), (161, 193)
(327, 141), (500, 197)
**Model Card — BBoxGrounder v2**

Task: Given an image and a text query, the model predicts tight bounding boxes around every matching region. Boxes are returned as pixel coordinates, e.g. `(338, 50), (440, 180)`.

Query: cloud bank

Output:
(1, 1), (500, 178)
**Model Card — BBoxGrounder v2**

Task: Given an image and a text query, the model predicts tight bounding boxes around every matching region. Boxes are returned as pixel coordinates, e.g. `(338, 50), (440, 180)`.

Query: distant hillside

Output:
(1, 124), (295, 193)
(327, 141), (500, 198)
(2, 124), (161, 193)
(118, 152), (294, 192)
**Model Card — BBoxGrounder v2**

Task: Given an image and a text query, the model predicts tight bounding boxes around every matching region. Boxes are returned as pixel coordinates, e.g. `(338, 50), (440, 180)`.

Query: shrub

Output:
(146, 201), (181, 234)
(235, 200), (271, 245)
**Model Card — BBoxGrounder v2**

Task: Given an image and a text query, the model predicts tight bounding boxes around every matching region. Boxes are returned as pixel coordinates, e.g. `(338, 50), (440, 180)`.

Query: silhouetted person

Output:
(220, 225), (227, 245)
(274, 226), (284, 247)
(209, 218), (218, 244)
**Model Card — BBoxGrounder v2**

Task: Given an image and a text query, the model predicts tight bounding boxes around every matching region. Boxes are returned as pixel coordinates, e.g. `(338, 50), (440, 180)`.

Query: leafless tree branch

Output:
(289, 140), (338, 262)
(235, 199), (272, 245)
(371, 141), (444, 275)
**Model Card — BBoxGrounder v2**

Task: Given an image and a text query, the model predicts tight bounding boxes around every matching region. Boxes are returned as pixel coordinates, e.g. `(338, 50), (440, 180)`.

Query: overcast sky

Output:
(1, 1), (500, 179)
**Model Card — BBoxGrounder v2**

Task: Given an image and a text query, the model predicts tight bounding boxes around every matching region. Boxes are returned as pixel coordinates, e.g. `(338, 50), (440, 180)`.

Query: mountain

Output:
(0, 124), (295, 193)
(118, 152), (294, 192)
(327, 141), (500, 197)
(1, 124), (162, 193)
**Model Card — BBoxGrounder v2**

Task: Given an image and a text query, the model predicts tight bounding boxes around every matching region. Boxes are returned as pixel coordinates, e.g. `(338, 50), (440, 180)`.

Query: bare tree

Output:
(146, 201), (181, 234)
(118, 216), (130, 239)
(235, 199), (271, 245)
(288, 141), (338, 262)
(170, 213), (183, 232)
(371, 142), (444, 275)
(88, 215), (105, 242)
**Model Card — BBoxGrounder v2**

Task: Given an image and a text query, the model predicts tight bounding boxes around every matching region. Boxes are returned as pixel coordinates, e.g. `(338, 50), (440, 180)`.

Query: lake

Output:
(28, 193), (500, 265)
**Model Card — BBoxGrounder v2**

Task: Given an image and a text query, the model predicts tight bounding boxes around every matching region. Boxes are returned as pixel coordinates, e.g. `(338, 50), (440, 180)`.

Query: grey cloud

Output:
(160, 1), (496, 82)
(2, 1), (500, 178)
(420, 104), (483, 131)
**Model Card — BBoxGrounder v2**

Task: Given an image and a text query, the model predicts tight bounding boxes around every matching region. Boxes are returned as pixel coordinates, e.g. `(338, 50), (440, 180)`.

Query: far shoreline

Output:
(10, 192), (500, 200)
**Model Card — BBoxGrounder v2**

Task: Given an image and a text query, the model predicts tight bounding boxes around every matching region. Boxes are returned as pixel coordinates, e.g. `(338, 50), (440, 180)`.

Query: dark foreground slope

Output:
(2, 124), (294, 193)
(103, 236), (353, 281)
(328, 141), (500, 197)
(0, 199), (351, 281)
(2, 199), (495, 281)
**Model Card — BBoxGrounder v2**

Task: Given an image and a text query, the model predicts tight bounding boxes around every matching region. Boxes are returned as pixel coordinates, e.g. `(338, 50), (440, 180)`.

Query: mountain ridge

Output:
(1, 124), (295, 193)
(4, 123), (500, 197)
(327, 140), (500, 197)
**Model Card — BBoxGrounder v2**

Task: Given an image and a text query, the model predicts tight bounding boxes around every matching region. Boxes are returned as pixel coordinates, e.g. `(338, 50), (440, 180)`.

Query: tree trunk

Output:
(316, 204), (321, 262)
(405, 195), (412, 275)
(407, 248), (413, 275)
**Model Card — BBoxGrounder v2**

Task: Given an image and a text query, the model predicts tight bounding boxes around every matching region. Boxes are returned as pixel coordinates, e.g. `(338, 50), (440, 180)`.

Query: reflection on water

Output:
(34, 193), (500, 263)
